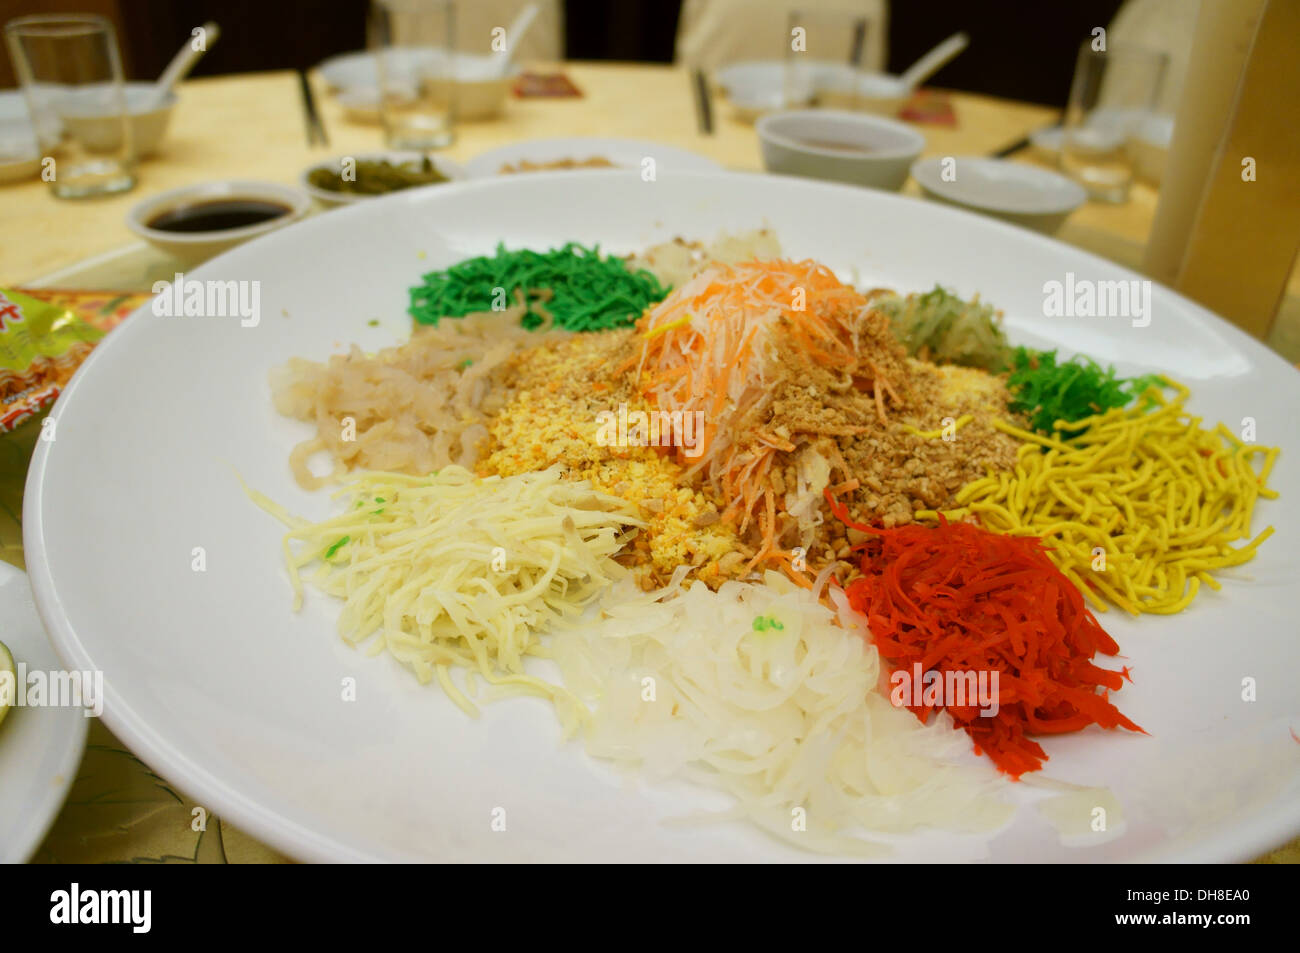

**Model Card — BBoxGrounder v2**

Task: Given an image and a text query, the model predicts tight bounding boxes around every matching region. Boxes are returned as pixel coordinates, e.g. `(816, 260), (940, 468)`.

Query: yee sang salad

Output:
(251, 230), (1281, 854)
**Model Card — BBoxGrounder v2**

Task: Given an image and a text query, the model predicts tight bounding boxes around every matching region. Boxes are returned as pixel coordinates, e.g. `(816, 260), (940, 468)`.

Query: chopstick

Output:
(991, 121), (1060, 158)
(298, 69), (329, 148)
(991, 136), (1030, 158)
(692, 68), (714, 135)
(848, 19), (867, 68)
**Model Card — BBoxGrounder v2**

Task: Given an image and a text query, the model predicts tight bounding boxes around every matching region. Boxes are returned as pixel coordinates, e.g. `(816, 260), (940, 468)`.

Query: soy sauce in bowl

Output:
(146, 198), (292, 234)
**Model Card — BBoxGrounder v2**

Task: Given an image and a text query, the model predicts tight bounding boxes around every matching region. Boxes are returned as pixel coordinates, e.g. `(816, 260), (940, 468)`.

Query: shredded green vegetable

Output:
(409, 242), (671, 331)
(324, 536), (350, 559)
(1007, 347), (1165, 433)
(874, 285), (1011, 371)
(752, 615), (785, 632)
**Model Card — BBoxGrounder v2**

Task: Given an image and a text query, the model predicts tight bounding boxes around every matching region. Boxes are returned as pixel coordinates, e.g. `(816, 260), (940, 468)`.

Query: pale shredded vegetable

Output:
(551, 569), (1013, 854)
(270, 308), (564, 489)
(249, 465), (644, 723)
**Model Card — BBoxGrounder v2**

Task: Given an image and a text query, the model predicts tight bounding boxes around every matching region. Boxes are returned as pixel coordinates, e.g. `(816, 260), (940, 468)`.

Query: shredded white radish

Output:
(551, 570), (1013, 854)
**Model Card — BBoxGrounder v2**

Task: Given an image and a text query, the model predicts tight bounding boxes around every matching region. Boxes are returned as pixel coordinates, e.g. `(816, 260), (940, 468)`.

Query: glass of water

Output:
(4, 13), (136, 199)
(1061, 42), (1168, 203)
(369, 0), (456, 150)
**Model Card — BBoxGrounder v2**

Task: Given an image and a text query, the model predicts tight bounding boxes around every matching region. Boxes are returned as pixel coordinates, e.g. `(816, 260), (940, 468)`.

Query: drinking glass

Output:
(785, 9), (871, 111)
(1060, 42), (1168, 203)
(369, 0), (456, 150)
(4, 13), (136, 199)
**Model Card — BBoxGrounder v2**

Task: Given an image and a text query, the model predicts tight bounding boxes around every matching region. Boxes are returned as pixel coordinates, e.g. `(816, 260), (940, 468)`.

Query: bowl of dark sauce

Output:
(127, 180), (311, 264)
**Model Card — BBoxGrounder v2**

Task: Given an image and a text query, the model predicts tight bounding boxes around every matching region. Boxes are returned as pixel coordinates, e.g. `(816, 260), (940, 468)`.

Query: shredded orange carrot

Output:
(754, 429), (797, 453)
(624, 259), (909, 586)
(635, 259), (900, 535)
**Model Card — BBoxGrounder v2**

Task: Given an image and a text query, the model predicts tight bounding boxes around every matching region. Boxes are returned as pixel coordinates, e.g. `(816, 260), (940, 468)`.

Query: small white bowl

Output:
(58, 81), (178, 158)
(910, 156), (1087, 234)
(756, 109), (924, 192)
(448, 55), (519, 121)
(0, 154), (41, 184)
(126, 180), (311, 264)
(299, 152), (464, 208)
(318, 50), (516, 122)
(817, 69), (910, 116)
(0, 89), (53, 181)
(714, 61), (814, 122)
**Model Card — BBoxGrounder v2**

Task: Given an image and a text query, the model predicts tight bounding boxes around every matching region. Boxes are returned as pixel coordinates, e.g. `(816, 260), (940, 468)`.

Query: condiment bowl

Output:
(58, 81), (178, 158)
(714, 61), (814, 122)
(317, 50), (517, 121)
(817, 69), (910, 116)
(126, 180), (311, 264)
(299, 152), (465, 208)
(756, 109), (924, 191)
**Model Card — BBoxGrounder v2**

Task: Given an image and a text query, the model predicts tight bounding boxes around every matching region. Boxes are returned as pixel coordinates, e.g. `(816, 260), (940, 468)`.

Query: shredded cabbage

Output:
(551, 570), (1013, 854)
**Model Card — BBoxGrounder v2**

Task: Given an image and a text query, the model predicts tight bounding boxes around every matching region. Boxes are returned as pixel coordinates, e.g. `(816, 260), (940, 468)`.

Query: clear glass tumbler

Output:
(369, 0), (456, 150)
(4, 13), (136, 199)
(1060, 42), (1168, 203)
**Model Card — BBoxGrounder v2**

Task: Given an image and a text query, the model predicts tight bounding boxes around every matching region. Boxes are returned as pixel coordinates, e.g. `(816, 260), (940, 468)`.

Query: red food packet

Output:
(512, 71), (583, 98)
(898, 89), (956, 126)
(0, 288), (149, 434)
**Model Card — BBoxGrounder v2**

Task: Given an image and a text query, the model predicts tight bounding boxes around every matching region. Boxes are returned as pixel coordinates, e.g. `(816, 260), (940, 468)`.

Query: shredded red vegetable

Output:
(828, 493), (1144, 778)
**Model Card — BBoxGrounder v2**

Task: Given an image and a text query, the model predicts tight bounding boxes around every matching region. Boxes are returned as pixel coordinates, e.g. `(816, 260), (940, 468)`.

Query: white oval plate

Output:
(24, 171), (1300, 862)
(0, 561), (88, 862)
(463, 137), (721, 178)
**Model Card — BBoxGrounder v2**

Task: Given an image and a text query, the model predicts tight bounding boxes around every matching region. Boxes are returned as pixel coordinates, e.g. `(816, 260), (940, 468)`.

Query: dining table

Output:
(1, 60), (1295, 864)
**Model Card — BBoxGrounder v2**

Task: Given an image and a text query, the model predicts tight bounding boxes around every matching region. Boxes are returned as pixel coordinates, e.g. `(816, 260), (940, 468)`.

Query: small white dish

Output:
(0, 561), (89, 862)
(716, 60), (907, 118)
(299, 152), (465, 208)
(334, 86), (388, 124)
(756, 109), (924, 191)
(0, 88), (61, 146)
(59, 81), (178, 158)
(714, 61), (814, 122)
(318, 50), (517, 121)
(910, 156), (1087, 234)
(817, 68), (910, 116)
(126, 180), (311, 264)
(0, 154), (42, 184)
(463, 137), (721, 178)
(0, 89), (53, 184)
(318, 48), (435, 90)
